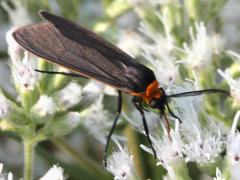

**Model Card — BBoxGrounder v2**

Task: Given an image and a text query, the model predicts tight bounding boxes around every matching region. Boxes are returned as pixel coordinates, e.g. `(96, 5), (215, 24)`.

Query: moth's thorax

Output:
(129, 80), (162, 104)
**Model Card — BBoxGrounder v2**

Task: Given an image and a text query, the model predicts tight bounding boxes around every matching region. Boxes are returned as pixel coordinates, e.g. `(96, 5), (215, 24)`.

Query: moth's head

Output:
(149, 88), (167, 110)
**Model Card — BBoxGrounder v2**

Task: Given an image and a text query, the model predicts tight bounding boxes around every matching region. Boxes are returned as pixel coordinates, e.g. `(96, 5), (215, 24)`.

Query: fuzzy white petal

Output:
(40, 165), (65, 180)
(33, 95), (57, 117)
(58, 82), (82, 109)
(106, 143), (136, 180)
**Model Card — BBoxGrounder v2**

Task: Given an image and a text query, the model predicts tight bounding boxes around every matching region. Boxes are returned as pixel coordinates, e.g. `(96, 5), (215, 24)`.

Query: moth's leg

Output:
(35, 69), (86, 78)
(104, 90), (122, 166)
(132, 97), (157, 158)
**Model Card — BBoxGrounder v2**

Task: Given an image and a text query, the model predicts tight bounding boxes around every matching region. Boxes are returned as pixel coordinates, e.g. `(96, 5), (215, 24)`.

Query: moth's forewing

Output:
(13, 11), (156, 93)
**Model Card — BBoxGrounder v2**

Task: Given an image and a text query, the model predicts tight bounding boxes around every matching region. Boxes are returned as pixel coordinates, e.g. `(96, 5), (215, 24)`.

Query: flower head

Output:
(40, 165), (65, 180)
(218, 69), (240, 104)
(227, 111), (240, 163)
(11, 52), (38, 91)
(106, 142), (136, 180)
(166, 82), (224, 164)
(225, 111), (240, 180)
(141, 120), (183, 167)
(183, 22), (212, 69)
(65, 112), (81, 130)
(117, 30), (144, 58)
(57, 82), (82, 109)
(182, 22), (224, 70)
(181, 124), (223, 163)
(140, 21), (178, 85)
(32, 95), (57, 117)
(80, 95), (117, 143)
(172, 83), (224, 163)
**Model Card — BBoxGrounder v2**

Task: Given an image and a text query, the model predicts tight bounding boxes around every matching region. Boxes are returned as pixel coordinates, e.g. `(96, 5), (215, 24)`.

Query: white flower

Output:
(227, 111), (240, 163)
(182, 124), (223, 163)
(65, 112), (81, 130)
(226, 111), (240, 180)
(140, 120), (183, 167)
(169, 79), (203, 128)
(170, 82), (224, 163)
(11, 51), (39, 91)
(1, 0), (31, 26)
(157, 12), (175, 51)
(80, 95), (119, 143)
(58, 82), (82, 109)
(0, 94), (10, 119)
(140, 121), (184, 180)
(140, 21), (178, 85)
(183, 22), (213, 70)
(83, 80), (117, 96)
(140, 19), (174, 54)
(32, 95), (57, 117)
(218, 69), (240, 103)
(106, 142), (136, 180)
(0, 163), (13, 180)
(117, 30), (144, 58)
(40, 165), (65, 180)
(213, 167), (225, 180)
(83, 81), (103, 92)
(142, 49), (179, 85)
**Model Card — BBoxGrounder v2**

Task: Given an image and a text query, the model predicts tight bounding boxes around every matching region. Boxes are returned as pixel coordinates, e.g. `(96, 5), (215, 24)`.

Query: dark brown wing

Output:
(13, 11), (156, 93)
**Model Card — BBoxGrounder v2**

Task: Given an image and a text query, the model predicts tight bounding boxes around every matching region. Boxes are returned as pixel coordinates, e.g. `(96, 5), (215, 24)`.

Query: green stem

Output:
(124, 126), (144, 179)
(23, 139), (35, 180)
(51, 137), (108, 178)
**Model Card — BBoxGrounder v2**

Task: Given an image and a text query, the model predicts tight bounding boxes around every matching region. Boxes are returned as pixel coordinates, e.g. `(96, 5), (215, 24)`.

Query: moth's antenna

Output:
(167, 89), (230, 98)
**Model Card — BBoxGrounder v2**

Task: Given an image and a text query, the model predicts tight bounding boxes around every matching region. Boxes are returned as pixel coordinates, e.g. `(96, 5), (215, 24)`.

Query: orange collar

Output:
(129, 80), (162, 104)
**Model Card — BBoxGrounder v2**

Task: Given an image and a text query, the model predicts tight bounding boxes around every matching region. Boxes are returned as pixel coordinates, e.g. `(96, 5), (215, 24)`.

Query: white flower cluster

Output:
(140, 17), (178, 86)
(218, 68), (240, 104)
(182, 22), (224, 70)
(11, 51), (39, 91)
(106, 142), (137, 180)
(121, 80), (237, 178)
(57, 82), (82, 109)
(80, 95), (117, 143)
(139, 102), (240, 179)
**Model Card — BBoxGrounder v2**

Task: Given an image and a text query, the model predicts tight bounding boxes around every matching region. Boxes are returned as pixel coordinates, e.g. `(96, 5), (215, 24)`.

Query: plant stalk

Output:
(23, 139), (35, 180)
